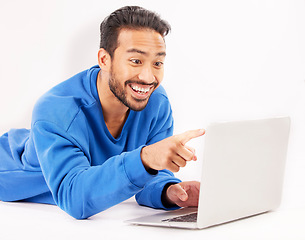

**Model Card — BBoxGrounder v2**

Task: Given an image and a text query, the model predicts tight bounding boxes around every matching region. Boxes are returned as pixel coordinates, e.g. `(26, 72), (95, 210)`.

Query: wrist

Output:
(140, 146), (158, 175)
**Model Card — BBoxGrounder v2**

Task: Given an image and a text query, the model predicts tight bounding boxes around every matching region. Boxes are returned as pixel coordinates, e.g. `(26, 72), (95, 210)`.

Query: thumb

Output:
(175, 184), (188, 201)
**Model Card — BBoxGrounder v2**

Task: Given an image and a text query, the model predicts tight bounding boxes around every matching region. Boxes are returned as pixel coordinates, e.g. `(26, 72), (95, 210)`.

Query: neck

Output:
(97, 71), (129, 138)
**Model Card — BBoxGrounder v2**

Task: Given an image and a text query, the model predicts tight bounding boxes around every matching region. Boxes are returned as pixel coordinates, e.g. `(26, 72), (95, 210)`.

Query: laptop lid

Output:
(126, 117), (291, 229)
(197, 116), (291, 228)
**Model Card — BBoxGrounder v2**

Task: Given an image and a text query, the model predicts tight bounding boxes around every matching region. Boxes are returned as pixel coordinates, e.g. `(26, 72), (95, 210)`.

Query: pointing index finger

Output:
(178, 129), (205, 145)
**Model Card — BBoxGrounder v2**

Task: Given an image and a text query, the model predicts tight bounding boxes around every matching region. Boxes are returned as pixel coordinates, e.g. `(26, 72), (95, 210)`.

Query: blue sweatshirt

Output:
(0, 65), (181, 219)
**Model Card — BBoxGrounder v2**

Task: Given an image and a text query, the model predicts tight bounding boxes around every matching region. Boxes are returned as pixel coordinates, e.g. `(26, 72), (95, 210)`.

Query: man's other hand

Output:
(165, 181), (200, 208)
(140, 129), (205, 172)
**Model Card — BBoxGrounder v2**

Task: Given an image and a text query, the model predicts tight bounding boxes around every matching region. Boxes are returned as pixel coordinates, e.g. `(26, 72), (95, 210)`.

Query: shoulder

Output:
(139, 85), (173, 124)
(137, 85), (174, 144)
(152, 85), (169, 99)
(32, 67), (99, 130)
(147, 85), (171, 108)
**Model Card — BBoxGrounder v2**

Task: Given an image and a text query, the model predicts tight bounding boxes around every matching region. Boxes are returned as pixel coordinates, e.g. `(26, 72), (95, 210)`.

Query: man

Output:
(0, 6), (204, 219)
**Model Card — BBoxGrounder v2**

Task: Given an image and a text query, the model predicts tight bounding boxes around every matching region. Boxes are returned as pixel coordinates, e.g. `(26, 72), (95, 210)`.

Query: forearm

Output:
(57, 147), (159, 219)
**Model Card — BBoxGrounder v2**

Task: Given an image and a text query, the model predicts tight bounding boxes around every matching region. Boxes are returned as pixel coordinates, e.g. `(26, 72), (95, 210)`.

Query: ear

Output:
(98, 48), (111, 72)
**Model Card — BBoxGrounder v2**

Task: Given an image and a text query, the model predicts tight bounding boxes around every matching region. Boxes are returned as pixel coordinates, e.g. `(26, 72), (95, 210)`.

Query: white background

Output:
(0, 0), (304, 237)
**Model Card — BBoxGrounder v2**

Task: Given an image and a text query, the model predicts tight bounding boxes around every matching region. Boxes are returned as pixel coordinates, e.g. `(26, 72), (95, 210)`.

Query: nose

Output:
(138, 66), (156, 84)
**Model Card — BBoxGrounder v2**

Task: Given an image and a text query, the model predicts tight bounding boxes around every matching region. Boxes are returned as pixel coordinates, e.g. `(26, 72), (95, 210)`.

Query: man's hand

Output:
(165, 181), (200, 208)
(141, 129), (205, 172)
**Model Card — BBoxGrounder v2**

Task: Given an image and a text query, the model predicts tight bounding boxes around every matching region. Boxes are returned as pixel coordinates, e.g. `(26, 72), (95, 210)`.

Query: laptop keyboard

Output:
(162, 212), (198, 223)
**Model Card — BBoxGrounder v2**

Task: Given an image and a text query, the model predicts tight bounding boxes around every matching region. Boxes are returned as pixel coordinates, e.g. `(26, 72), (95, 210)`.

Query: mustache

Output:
(125, 80), (158, 88)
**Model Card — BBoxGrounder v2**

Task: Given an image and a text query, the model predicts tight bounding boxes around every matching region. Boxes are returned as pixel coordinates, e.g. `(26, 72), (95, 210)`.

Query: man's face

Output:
(108, 28), (166, 111)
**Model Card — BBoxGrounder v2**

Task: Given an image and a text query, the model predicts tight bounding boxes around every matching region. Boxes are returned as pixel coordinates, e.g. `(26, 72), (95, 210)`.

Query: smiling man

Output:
(0, 6), (204, 219)
(103, 30), (165, 112)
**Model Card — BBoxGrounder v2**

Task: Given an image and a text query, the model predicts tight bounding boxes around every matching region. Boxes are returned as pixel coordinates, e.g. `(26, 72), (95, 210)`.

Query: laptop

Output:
(126, 116), (291, 229)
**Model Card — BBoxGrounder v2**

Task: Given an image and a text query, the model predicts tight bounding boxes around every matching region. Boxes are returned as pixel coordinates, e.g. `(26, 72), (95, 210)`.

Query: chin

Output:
(129, 103), (149, 112)
(128, 98), (150, 112)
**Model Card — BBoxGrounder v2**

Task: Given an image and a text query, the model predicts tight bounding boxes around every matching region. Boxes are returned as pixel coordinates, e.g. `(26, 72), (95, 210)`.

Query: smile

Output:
(130, 84), (152, 95)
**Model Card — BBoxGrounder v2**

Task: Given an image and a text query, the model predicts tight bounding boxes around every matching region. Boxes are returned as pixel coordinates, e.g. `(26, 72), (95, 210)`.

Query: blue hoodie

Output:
(0, 66), (181, 219)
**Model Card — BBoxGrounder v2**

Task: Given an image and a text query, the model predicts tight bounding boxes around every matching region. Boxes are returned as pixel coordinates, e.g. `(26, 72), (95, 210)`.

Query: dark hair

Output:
(99, 6), (171, 57)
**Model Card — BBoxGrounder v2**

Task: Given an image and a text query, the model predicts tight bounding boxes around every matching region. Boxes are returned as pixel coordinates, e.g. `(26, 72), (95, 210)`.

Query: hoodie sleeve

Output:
(32, 120), (156, 219)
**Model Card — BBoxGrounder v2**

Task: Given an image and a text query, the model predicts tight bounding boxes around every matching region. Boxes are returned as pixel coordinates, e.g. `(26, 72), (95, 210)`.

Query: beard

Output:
(108, 69), (158, 112)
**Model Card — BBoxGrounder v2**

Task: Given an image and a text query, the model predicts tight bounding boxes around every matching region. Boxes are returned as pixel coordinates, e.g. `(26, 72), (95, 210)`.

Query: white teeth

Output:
(131, 85), (150, 94)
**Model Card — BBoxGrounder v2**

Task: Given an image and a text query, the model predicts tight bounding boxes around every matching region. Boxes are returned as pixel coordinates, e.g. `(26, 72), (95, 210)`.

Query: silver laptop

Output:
(126, 116), (291, 229)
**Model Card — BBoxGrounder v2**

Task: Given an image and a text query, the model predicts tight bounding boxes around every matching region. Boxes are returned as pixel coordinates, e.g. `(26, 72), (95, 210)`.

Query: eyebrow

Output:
(126, 48), (166, 57)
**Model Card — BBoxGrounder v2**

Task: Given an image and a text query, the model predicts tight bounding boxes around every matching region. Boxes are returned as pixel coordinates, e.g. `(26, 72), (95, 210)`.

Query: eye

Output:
(154, 61), (164, 68)
(130, 59), (142, 64)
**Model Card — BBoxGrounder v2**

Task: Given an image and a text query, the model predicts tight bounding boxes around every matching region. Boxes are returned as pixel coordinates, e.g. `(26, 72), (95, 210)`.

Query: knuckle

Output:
(171, 138), (180, 147)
